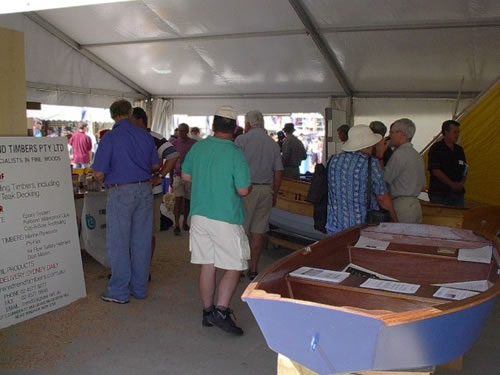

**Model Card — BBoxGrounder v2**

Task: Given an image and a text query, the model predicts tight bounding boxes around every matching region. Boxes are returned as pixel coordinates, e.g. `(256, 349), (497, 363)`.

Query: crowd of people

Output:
(327, 119), (467, 235)
(85, 99), (467, 338)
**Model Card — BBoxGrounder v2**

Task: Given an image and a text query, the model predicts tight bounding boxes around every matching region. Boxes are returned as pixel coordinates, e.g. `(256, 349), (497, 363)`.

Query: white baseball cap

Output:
(215, 105), (237, 120)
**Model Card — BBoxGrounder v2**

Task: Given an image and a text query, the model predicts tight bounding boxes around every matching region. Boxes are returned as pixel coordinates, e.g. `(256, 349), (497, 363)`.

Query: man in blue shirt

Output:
(327, 125), (397, 235)
(93, 100), (160, 304)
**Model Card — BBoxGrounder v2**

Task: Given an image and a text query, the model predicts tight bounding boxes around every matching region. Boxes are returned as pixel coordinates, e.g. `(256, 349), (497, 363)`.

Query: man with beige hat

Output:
(182, 105), (251, 336)
(327, 125), (398, 235)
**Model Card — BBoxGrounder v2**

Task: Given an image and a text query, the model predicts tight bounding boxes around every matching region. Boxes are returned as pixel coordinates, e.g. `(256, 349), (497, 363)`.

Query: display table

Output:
(75, 191), (109, 267)
(74, 190), (163, 268)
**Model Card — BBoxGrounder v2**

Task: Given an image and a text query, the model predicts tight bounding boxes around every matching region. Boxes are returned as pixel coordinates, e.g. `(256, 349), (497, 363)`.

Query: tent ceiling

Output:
(5, 0), (500, 99)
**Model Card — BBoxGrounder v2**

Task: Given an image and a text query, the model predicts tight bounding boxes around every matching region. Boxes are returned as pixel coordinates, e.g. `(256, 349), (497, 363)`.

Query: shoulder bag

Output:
(366, 158), (392, 225)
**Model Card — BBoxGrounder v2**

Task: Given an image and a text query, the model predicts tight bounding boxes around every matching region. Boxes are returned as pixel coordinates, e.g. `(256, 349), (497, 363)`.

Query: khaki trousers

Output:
(393, 196), (422, 224)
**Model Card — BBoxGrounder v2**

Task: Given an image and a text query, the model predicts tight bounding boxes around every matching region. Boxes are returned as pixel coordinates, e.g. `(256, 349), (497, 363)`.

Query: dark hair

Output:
(132, 107), (148, 126)
(369, 121), (386, 136)
(79, 123), (88, 130)
(441, 120), (460, 136)
(234, 126), (244, 140)
(337, 124), (350, 135)
(213, 115), (237, 134)
(191, 126), (200, 134)
(109, 100), (132, 120)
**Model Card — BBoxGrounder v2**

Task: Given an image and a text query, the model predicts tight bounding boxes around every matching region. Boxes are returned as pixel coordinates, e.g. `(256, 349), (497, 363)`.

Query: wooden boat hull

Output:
(243, 223), (499, 374)
(275, 177), (489, 231)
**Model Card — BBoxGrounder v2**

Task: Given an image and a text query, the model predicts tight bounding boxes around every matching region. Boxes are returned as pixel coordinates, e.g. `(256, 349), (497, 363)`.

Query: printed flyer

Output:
(0, 137), (86, 329)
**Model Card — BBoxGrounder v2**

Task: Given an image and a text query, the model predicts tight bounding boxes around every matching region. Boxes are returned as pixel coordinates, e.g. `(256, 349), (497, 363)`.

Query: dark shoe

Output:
(100, 293), (129, 304)
(202, 305), (215, 327)
(174, 227), (181, 236)
(182, 223), (190, 231)
(207, 307), (243, 336)
(247, 271), (258, 281)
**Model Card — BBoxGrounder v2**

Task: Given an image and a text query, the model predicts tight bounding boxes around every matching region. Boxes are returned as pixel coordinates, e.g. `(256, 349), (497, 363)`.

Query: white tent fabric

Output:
(1, 0), (499, 122)
(0, 13), (143, 108)
(151, 98), (173, 138)
(352, 98), (473, 152)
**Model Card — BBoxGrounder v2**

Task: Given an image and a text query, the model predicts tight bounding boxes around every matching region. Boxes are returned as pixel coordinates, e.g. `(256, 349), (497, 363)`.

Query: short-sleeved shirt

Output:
(182, 136), (251, 225)
(282, 134), (307, 167)
(92, 119), (159, 185)
(327, 151), (387, 234)
(69, 131), (92, 164)
(235, 128), (283, 183)
(172, 137), (197, 176)
(384, 143), (426, 198)
(428, 140), (467, 193)
(150, 131), (179, 161)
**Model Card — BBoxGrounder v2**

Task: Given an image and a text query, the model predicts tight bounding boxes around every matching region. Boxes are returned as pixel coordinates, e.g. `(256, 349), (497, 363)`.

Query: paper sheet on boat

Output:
(341, 263), (398, 281)
(289, 267), (350, 283)
(457, 245), (492, 264)
(433, 287), (479, 300)
(360, 279), (420, 294)
(354, 236), (390, 250)
(432, 280), (492, 292)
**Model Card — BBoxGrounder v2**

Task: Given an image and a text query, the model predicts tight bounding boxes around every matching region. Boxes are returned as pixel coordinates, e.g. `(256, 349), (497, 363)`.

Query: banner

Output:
(80, 191), (109, 267)
(0, 137), (86, 329)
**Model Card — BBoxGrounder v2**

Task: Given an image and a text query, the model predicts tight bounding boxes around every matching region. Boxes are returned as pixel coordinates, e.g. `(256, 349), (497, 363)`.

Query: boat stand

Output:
(277, 354), (441, 375)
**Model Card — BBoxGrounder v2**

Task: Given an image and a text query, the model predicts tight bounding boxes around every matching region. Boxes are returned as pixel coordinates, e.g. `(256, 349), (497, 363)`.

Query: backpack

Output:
(306, 157), (333, 233)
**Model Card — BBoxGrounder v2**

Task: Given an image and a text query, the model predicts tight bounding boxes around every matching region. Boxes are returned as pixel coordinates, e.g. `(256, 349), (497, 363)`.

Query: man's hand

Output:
(450, 181), (465, 192)
(152, 175), (162, 186)
(375, 138), (389, 159)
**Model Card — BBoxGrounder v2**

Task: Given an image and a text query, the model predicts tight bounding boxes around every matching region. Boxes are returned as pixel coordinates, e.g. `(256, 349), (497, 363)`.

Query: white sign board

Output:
(81, 192), (110, 268)
(0, 137), (86, 329)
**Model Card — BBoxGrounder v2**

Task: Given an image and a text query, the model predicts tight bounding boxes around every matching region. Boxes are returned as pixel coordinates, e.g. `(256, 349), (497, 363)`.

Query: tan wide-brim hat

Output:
(342, 124), (382, 152)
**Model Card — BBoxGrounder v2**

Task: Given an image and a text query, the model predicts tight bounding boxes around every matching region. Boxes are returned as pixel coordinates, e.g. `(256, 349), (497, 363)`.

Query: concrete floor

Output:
(0, 228), (498, 375)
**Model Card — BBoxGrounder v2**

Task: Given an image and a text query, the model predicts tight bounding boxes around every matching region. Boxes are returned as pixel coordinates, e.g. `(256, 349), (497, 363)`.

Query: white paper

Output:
(360, 279), (420, 294)
(354, 236), (390, 251)
(433, 287), (479, 300)
(289, 267), (350, 284)
(433, 280), (492, 292)
(341, 263), (398, 281)
(458, 246), (492, 264)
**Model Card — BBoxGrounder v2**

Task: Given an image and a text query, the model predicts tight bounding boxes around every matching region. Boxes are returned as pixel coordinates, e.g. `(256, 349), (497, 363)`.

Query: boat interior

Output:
(253, 224), (499, 319)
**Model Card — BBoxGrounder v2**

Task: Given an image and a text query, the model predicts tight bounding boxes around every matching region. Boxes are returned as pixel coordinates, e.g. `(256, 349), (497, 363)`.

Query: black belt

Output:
(252, 183), (271, 185)
(107, 180), (152, 188)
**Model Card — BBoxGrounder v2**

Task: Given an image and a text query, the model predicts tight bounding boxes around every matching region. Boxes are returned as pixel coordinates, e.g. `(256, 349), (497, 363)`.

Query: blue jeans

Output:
(429, 192), (465, 208)
(106, 183), (153, 300)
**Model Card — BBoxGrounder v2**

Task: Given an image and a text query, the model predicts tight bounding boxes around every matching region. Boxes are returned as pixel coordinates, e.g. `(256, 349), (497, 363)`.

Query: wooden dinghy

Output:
(242, 223), (499, 374)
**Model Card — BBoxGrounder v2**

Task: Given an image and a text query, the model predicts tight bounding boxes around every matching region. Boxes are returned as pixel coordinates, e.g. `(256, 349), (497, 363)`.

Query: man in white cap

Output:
(182, 106), (251, 336)
(235, 110), (283, 280)
(327, 125), (398, 235)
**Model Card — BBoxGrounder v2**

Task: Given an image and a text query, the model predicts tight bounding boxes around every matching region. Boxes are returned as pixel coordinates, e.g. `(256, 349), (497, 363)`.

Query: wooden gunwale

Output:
(242, 225), (499, 327)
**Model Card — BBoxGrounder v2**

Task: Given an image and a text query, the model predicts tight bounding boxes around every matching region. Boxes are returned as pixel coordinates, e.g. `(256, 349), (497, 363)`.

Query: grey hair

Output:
(369, 121), (387, 136)
(392, 118), (416, 140)
(245, 110), (264, 128)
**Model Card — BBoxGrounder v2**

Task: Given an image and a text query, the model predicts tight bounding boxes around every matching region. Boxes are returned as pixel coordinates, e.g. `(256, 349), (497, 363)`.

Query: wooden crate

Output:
(277, 354), (435, 375)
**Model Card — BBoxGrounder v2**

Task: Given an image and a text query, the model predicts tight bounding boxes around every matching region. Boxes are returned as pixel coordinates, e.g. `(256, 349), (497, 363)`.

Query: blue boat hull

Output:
(246, 297), (496, 374)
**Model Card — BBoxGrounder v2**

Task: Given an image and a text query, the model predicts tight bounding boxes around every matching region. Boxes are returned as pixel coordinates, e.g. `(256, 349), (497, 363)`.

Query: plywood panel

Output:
(0, 27), (27, 136)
